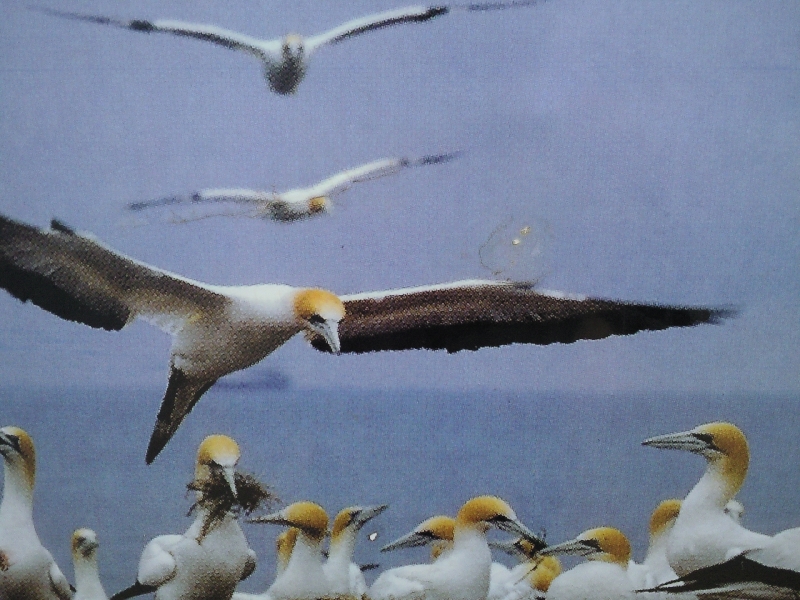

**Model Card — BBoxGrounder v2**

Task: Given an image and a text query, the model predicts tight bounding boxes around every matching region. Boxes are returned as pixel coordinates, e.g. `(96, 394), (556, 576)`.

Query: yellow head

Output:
(195, 435), (240, 498)
(579, 527), (631, 565)
(529, 556), (562, 592)
(276, 528), (298, 565)
(71, 528), (99, 560)
(308, 196), (330, 215)
(649, 499), (682, 538)
(294, 288), (345, 353)
(280, 501), (329, 542)
(331, 504), (388, 540)
(417, 515), (456, 542)
(456, 496), (542, 546)
(0, 426), (36, 489)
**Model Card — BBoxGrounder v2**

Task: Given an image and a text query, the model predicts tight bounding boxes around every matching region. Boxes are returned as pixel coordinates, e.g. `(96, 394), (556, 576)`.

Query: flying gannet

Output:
(648, 527), (800, 600)
(0, 426), (73, 600)
(642, 422), (770, 576)
(126, 153), (460, 224)
(324, 504), (389, 596)
(541, 527), (636, 600)
(0, 214), (733, 462)
(35, 2), (543, 95)
(370, 496), (543, 600)
(111, 435), (257, 600)
(72, 529), (107, 600)
(247, 502), (330, 600)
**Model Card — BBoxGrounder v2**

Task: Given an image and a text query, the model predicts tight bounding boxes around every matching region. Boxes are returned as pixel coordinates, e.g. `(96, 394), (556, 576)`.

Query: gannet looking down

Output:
(382, 515), (456, 563)
(642, 422), (770, 576)
(0, 214), (733, 462)
(72, 529), (107, 600)
(0, 426), (72, 600)
(111, 435), (257, 600)
(626, 499), (682, 590)
(36, 3), (543, 95)
(248, 502), (330, 600)
(370, 496), (543, 600)
(541, 527), (636, 600)
(127, 153), (460, 223)
(490, 538), (561, 600)
(649, 527), (800, 600)
(324, 504), (389, 596)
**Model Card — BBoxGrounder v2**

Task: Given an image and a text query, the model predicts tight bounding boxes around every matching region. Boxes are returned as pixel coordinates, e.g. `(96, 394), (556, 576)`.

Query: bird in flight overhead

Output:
(126, 152), (460, 224)
(35, 2), (543, 95)
(0, 214), (732, 463)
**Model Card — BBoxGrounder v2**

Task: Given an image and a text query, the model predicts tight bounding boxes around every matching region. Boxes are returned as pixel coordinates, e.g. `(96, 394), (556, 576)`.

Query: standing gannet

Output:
(36, 3), (542, 95)
(248, 502), (330, 600)
(127, 153), (460, 224)
(370, 496), (543, 600)
(0, 426), (72, 600)
(0, 214), (732, 461)
(72, 529), (107, 600)
(626, 499), (682, 590)
(382, 515), (456, 562)
(324, 504), (389, 596)
(541, 527), (636, 600)
(230, 529), (299, 600)
(642, 422), (770, 576)
(649, 527), (800, 600)
(111, 435), (257, 600)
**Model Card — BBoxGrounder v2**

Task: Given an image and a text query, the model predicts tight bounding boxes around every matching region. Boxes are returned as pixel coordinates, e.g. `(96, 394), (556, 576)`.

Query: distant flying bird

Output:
(35, 2), (543, 95)
(0, 214), (732, 463)
(126, 152), (461, 224)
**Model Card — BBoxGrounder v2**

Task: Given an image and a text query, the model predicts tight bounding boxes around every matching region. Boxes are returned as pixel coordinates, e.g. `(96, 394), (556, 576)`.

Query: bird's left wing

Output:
(48, 560), (72, 600)
(0, 215), (229, 333)
(309, 280), (734, 354)
(308, 152), (460, 197)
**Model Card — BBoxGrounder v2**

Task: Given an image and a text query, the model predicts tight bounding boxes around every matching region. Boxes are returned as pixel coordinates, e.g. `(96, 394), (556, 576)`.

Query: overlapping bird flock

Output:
(0, 2), (796, 600)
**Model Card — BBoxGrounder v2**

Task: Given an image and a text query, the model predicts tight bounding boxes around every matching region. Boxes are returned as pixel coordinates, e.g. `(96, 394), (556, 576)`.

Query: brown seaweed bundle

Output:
(187, 470), (277, 538)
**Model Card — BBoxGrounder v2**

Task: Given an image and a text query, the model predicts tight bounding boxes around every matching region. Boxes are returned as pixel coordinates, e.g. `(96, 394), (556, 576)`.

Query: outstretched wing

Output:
(305, 6), (449, 50)
(0, 215), (229, 332)
(35, 7), (275, 59)
(128, 189), (272, 212)
(308, 152), (461, 197)
(309, 280), (734, 354)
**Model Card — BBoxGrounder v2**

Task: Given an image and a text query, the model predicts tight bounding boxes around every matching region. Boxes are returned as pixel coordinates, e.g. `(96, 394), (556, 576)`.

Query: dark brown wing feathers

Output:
(311, 284), (733, 354)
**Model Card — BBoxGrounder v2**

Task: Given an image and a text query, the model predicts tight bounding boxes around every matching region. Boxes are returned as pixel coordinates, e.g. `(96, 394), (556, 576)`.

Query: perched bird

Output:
(111, 435), (257, 600)
(381, 514), (456, 562)
(490, 538), (561, 600)
(649, 528), (800, 600)
(274, 528), (299, 578)
(642, 422), (770, 576)
(626, 499), (682, 590)
(370, 495), (543, 600)
(36, 3), (543, 95)
(247, 502), (330, 600)
(0, 426), (72, 600)
(324, 504), (389, 596)
(541, 527), (636, 600)
(127, 153), (460, 223)
(0, 214), (732, 462)
(72, 529), (107, 600)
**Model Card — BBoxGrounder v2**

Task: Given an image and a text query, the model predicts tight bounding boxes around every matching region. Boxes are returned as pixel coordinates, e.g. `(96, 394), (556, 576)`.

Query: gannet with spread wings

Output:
(0, 214), (732, 463)
(36, 2), (543, 95)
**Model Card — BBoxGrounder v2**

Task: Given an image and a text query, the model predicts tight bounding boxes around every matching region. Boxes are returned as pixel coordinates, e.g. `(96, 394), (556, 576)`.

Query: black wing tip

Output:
(416, 150), (464, 166)
(49, 218), (75, 234)
(456, 0), (544, 11)
(110, 581), (158, 600)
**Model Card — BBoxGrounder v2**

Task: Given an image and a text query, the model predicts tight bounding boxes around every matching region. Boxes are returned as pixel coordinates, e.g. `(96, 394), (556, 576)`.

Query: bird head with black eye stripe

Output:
(195, 434), (240, 500)
(250, 501), (329, 544)
(331, 504), (388, 541)
(295, 289), (344, 354)
(456, 496), (544, 549)
(382, 515), (455, 552)
(72, 528), (99, 560)
(541, 527), (631, 566)
(0, 426), (36, 491)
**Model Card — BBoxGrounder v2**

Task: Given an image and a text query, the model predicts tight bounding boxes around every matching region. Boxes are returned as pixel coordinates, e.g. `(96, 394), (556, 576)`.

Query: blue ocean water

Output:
(0, 385), (798, 595)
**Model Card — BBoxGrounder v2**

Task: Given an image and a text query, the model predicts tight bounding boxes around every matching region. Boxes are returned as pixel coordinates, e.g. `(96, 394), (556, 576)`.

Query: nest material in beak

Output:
(187, 470), (278, 539)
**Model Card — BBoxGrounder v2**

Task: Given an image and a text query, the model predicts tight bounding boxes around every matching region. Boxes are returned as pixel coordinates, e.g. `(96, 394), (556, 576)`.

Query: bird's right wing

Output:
(48, 560), (72, 600)
(310, 280), (734, 354)
(128, 189), (272, 212)
(136, 535), (181, 588)
(35, 8), (275, 59)
(0, 214), (229, 333)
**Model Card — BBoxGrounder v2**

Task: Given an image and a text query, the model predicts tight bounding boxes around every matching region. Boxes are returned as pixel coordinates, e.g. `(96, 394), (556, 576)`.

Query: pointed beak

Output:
(354, 504), (389, 529)
(315, 320), (341, 354)
(381, 530), (434, 552)
(539, 538), (597, 558)
(490, 538), (527, 559)
(642, 430), (709, 453)
(248, 508), (290, 527)
(78, 538), (99, 557)
(496, 518), (546, 553)
(222, 466), (238, 500)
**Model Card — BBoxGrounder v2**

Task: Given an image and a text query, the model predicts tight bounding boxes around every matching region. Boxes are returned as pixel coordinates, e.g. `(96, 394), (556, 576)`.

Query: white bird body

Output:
(37, 4), (541, 94)
(72, 529), (108, 600)
(0, 427), (72, 600)
(324, 504), (388, 596)
(642, 423), (770, 576)
(547, 561), (635, 600)
(488, 562), (515, 600)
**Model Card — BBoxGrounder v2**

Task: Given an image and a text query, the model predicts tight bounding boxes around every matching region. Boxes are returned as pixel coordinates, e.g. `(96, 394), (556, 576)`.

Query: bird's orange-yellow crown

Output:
(276, 528), (298, 561)
(456, 495), (516, 526)
(0, 426), (36, 488)
(529, 556), (562, 591)
(71, 528), (97, 556)
(293, 289), (345, 322)
(284, 501), (329, 541)
(649, 499), (681, 537)
(695, 422), (749, 495)
(197, 434), (240, 466)
(331, 507), (357, 538)
(417, 515), (456, 541)
(579, 527), (631, 565)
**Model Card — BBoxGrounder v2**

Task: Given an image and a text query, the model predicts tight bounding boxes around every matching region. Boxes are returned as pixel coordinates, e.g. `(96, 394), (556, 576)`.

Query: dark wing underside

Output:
(0, 215), (226, 331)
(652, 555), (800, 596)
(310, 282), (733, 354)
